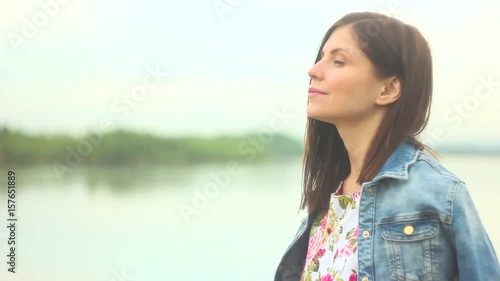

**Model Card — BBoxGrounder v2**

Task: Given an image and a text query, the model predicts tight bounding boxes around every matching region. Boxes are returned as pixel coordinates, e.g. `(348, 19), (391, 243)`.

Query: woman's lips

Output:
(308, 91), (326, 97)
(308, 87), (327, 97)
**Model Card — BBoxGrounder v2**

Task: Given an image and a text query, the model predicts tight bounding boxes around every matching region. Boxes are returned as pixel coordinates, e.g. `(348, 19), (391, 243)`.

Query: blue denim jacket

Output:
(275, 140), (500, 281)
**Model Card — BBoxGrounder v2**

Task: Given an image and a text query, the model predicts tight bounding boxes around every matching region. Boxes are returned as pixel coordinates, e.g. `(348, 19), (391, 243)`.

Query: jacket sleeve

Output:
(451, 181), (500, 280)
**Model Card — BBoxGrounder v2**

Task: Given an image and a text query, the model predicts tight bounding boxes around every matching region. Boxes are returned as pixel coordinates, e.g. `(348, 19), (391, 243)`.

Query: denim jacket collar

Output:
(366, 139), (420, 184)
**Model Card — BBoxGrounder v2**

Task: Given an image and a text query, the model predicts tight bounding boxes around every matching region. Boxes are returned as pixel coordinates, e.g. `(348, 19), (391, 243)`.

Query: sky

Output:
(1, 0), (499, 145)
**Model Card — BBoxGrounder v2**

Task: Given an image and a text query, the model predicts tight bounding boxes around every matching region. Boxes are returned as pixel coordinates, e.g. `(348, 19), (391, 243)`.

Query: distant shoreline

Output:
(0, 127), (303, 168)
(1, 127), (498, 168)
(430, 144), (500, 155)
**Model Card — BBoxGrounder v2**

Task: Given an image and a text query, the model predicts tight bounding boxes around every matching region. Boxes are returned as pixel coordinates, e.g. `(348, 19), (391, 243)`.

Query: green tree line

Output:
(0, 127), (304, 167)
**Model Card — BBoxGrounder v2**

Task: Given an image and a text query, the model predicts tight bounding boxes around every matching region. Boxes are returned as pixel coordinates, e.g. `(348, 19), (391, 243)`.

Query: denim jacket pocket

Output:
(381, 217), (440, 281)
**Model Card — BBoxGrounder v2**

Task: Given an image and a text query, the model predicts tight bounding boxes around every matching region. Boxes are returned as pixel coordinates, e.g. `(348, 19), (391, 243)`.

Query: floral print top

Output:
(300, 183), (361, 281)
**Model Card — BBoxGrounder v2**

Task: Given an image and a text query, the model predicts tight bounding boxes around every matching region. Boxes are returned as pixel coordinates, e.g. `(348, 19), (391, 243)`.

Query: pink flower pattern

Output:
(349, 271), (358, 281)
(306, 231), (324, 262)
(321, 273), (333, 281)
(301, 183), (361, 281)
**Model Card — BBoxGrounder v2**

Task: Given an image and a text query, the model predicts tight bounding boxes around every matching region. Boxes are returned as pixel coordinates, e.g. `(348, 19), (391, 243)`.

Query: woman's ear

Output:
(376, 76), (401, 106)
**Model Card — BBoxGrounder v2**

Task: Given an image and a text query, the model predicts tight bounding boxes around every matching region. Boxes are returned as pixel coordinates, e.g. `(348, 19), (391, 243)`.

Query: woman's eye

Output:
(334, 60), (345, 65)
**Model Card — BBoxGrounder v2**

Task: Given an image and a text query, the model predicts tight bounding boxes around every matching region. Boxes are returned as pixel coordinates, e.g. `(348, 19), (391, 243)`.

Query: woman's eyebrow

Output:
(320, 48), (351, 58)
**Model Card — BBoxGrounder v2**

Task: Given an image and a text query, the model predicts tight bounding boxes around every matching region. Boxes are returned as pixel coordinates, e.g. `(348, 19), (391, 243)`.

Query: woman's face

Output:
(307, 25), (387, 125)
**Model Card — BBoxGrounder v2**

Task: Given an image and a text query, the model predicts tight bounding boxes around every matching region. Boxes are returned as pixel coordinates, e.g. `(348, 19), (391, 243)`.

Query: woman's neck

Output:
(336, 117), (381, 194)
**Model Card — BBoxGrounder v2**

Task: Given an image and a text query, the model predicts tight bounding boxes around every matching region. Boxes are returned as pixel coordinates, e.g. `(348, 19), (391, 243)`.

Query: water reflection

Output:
(0, 156), (496, 281)
(2, 164), (200, 193)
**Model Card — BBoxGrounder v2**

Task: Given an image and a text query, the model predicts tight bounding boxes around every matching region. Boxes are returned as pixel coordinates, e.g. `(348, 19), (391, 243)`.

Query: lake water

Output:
(0, 155), (498, 281)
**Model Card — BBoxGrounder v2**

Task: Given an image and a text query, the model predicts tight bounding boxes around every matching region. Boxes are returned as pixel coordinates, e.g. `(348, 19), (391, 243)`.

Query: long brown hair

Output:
(301, 12), (433, 213)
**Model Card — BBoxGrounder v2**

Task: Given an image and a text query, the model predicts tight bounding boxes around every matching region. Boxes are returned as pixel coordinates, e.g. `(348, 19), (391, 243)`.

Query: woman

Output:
(274, 12), (500, 281)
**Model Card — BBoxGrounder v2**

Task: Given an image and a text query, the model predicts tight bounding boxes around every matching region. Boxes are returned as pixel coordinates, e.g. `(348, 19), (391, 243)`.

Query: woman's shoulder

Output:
(411, 149), (464, 184)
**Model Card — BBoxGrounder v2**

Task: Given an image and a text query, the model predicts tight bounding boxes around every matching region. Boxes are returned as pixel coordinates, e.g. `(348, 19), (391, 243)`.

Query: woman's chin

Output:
(307, 105), (326, 118)
(306, 111), (336, 125)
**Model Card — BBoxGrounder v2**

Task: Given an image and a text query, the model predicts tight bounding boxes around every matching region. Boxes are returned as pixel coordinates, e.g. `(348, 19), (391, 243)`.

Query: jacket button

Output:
(404, 225), (414, 235)
(361, 277), (369, 281)
(362, 230), (370, 238)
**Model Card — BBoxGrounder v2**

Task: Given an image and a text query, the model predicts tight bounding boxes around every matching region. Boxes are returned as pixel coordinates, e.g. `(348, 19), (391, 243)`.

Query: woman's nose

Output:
(308, 62), (322, 80)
